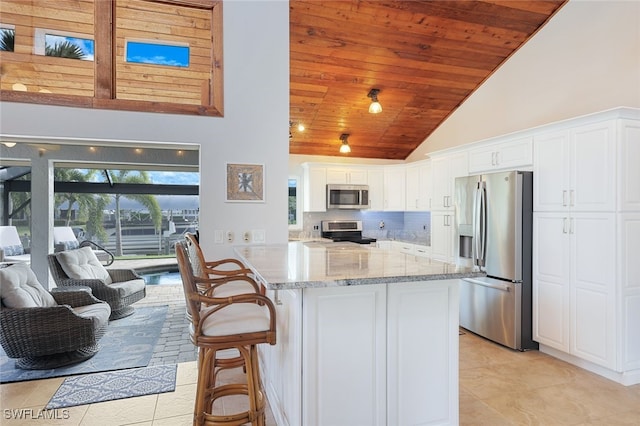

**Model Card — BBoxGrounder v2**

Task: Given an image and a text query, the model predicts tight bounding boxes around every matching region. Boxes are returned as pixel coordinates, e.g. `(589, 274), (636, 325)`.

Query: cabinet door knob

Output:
(563, 217), (569, 234)
(563, 190), (568, 207)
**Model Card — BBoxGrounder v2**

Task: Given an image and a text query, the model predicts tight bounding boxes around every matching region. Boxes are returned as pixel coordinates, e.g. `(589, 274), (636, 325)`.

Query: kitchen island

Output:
(235, 241), (483, 426)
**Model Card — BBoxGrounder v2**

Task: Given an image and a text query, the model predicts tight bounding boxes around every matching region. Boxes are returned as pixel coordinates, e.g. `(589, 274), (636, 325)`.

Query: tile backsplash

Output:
(291, 210), (431, 245)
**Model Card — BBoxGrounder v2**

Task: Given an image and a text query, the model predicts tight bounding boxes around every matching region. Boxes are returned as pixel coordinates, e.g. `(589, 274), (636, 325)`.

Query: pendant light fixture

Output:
(367, 88), (382, 114)
(339, 133), (351, 153)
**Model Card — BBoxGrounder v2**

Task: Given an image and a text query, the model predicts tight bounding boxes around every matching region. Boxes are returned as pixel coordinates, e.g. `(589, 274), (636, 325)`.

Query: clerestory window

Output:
(0, 0), (223, 116)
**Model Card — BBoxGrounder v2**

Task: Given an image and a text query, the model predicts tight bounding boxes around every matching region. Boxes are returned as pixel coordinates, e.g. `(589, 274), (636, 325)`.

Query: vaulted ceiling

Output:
(288, 0), (567, 160)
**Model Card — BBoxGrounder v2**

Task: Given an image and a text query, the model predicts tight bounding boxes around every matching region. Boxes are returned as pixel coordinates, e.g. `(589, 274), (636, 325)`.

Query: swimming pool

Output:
(138, 268), (181, 285)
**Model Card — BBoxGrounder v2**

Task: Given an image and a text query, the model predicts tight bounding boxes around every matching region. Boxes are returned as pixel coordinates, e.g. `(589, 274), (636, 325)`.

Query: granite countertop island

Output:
(234, 240), (478, 426)
(234, 240), (483, 290)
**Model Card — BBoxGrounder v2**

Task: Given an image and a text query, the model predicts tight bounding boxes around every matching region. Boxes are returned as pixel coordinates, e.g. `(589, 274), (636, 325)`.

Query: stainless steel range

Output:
(321, 220), (377, 244)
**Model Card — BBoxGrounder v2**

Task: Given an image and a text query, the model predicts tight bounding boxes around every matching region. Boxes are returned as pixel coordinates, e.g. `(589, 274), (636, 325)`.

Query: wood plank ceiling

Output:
(289, 0), (567, 160)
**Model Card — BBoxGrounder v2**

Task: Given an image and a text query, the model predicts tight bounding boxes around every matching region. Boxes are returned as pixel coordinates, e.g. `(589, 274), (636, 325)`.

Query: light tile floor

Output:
(1, 284), (639, 425)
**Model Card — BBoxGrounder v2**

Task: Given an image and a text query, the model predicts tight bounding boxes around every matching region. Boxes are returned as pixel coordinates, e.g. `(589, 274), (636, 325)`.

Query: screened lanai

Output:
(0, 139), (199, 287)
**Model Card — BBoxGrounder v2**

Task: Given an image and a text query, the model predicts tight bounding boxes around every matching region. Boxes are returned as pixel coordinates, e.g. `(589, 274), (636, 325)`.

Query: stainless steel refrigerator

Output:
(454, 170), (537, 351)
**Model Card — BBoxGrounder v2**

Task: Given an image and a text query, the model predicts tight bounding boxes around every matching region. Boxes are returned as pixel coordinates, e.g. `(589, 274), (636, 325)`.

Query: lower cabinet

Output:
(431, 212), (455, 262)
(259, 289), (302, 426)
(533, 212), (619, 371)
(262, 281), (460, 425)
(534, 211), (640, 385)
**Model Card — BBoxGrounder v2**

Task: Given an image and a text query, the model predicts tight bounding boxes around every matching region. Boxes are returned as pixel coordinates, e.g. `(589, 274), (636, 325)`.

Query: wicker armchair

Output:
(0, 263), (111, 369)
(48, 247), (146, 320)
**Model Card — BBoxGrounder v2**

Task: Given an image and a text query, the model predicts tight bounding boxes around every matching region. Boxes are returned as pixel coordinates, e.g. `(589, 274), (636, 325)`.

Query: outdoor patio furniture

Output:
(0, 226), (30, 263)
(175, 241), (276, 426)
(53, 226), (115, 266)
(0, 263), (111, 369)
(47, 246), (146, 320)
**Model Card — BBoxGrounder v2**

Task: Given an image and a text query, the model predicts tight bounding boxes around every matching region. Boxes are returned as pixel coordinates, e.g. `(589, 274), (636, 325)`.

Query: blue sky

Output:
(77, 170), (199, 185)
(46, 35), (189, 67)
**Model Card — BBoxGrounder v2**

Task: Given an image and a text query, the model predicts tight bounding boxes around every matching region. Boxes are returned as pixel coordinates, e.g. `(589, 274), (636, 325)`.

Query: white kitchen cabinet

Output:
(376, 240), (392, 250)
(302, 164), (327, 212)
(468, 136), (533, 174)
(367, 168), (385, 211)
(430, 212), (454, 263)
(392, 240), (415, 255)
(413, 244), (431, 258)
(431, 152), (468, 211)
(533, 212), (616, 369)
(303, 284), (388, 426)
(261, 289), (302, 426)
(326, 167), (368, 184)
(532, 109), (640, 386)
(299, 280), (459, 426)
(383, 166), (406, 211)
(533, 121), (616, 212)
(619, 119), (640, 211)
(405, 160), (432, 211)
(619, 213), (640, 372)
(387, 280), (459, 425)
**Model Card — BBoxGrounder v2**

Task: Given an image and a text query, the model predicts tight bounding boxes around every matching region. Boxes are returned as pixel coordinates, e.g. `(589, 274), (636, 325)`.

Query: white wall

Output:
(407, 0), (640, 160)
(0, 1), (290, 270)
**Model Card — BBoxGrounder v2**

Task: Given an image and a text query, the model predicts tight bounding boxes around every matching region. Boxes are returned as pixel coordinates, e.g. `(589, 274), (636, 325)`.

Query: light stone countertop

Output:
(234, 241), (484, 290)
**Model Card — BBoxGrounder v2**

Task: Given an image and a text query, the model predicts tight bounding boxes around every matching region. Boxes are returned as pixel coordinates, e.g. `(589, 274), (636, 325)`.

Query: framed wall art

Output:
(225, 163), (265, 202)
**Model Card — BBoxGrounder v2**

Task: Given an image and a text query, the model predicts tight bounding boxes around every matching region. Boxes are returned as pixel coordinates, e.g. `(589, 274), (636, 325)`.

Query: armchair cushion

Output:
(2, 244), (24, 256)
(0, 263), (57, 309)
(55, 247), (112, 284)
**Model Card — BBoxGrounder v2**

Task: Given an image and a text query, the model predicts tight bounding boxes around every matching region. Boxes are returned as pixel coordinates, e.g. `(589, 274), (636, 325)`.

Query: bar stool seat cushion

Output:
(197, 303), (271, 337)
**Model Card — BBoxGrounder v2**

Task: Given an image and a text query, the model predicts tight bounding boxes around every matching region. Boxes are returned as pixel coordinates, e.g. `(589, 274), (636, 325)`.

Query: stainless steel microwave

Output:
(326, 184), (369, 209)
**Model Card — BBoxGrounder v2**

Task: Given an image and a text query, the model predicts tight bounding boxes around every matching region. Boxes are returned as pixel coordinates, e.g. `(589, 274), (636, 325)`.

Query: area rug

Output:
(0, 305), (168, 384)
(45, 364), (177, 409)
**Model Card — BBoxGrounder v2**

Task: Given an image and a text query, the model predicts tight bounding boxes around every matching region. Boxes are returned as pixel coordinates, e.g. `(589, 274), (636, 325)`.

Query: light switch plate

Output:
(252, 230), (265, 243)
(214, 230), (224, 244)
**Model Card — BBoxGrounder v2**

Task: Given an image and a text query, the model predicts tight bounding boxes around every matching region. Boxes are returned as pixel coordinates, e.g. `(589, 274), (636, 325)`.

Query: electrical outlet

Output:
(313, 225), (319, 230)
(243, 231), (251, 242)
(226, 231), (234, 243)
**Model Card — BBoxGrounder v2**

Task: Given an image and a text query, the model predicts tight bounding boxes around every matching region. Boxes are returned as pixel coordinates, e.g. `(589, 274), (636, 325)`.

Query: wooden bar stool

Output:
(182, 234), (264, 375)
(185, 233), (253, 278)
(176, 242), (276, 426)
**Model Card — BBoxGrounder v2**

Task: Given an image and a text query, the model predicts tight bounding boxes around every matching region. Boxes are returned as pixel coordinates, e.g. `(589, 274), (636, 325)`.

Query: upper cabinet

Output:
(383, 166), (406, 211)
(405, 160), (431, 211)
(326, 167), (368, 185)
(468, 136), (533, 174)
(367, 168), (385, 211)
(302, 164), (327, 212)
(431, 152), (468, 211)
(534, 121), (616, 212)
(619, 119), (640, 211)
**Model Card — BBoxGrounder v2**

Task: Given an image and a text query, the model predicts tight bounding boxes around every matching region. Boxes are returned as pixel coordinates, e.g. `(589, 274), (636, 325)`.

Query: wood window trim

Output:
(1, 0), (223, 117)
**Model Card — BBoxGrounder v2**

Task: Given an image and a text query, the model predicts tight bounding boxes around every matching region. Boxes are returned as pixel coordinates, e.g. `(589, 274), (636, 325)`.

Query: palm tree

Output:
(54, 168), (110, 244)
(45, 40), (84, 59)
(108, 170), (162, 256)
(54, 169), (98, 226)
(0, 29), (14, 52)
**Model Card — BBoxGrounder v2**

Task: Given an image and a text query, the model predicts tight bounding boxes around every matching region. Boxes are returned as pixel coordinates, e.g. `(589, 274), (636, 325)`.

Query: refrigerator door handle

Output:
(474, 183), (487, 267)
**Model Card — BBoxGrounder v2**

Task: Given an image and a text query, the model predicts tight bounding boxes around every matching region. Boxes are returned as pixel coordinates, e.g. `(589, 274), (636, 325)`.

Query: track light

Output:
(367, 88), (382, 114)
(339, 134), (351, 154)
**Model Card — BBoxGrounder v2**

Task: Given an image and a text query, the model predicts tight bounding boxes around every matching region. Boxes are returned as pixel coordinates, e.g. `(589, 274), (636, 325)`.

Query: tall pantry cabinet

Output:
(532, 108), (640, 385)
